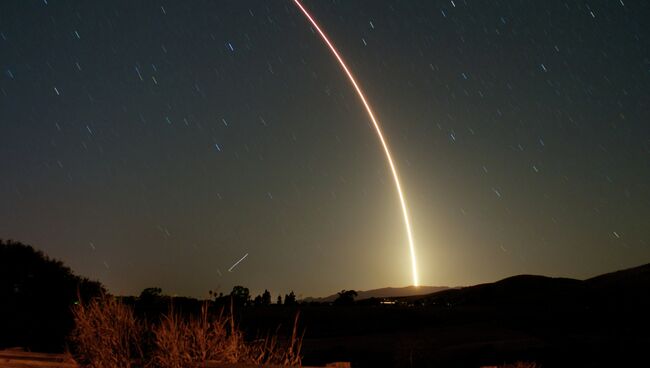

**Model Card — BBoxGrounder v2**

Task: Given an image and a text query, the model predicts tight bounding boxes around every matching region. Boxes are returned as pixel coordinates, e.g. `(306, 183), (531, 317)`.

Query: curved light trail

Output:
(293, 0), (419, 286)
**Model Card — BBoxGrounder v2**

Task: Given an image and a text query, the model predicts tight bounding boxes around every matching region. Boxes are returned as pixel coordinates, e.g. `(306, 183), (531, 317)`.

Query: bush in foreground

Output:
(71, 294), (302, 367)
(71, 295), (143, 368)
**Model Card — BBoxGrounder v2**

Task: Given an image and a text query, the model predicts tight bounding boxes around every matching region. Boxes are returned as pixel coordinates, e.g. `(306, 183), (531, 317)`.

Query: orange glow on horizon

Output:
(293, 0), (419, 286)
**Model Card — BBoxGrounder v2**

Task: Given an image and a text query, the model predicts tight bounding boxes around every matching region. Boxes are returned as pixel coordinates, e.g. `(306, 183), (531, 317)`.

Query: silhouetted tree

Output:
(262, 289), (272, 306)
(253, 294), (263, 306)
(230, 285), (250, 306)
(284, 291), (297, 306)
(139, 287), (162, 302)
(136, 287), (166, 313)
(212, 292), (229, 309)
(0, 239), (105, 352)
(334, 289), (358, 306)
(277, 295), (283, 305)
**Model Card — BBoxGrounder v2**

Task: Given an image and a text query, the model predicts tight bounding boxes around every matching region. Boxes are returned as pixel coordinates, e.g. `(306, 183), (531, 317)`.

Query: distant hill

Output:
(293, 262), (650, 367)
(302, 285), (449, 303)
(301, 263), (650, 305)
(409, 262), (650, 308)
(586, 262), (650, 287)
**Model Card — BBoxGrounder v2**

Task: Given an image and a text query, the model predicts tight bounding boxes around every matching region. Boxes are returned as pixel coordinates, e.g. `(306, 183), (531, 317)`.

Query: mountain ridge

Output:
(302, 285), (449, 302)
(407, 262), (650, 306)
(302, 263), (650, 304)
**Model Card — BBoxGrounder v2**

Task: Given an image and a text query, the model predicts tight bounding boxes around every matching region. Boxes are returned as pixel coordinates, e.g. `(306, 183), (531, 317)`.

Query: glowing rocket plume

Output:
(293, 0), (419, 286)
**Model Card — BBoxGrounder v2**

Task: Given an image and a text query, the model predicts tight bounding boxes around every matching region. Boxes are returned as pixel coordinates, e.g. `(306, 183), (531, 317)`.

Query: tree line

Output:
(208, 285), (298, 307)
(1, 239), (361, 352)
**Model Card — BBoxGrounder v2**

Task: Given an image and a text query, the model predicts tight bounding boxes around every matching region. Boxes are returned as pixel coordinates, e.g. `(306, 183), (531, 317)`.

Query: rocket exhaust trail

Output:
(292, 0), (419, 286)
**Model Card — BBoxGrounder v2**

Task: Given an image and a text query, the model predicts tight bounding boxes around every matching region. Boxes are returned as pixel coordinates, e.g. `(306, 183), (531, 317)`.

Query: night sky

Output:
(1, 0), (649, 299)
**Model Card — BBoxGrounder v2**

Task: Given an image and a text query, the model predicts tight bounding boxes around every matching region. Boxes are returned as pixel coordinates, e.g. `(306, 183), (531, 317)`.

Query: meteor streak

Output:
(228, 253), (249, 272)
(292, 0), (419, 286)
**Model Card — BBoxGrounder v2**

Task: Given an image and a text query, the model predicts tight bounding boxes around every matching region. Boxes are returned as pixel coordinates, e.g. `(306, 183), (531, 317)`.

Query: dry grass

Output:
(151, 305), (232, 367)
(70, 295), (143, 368)
(244, 311), (303, 366)
(152, 304), (302, 367)
(71, 296), (303, 367)
(492, 362), (539, 368)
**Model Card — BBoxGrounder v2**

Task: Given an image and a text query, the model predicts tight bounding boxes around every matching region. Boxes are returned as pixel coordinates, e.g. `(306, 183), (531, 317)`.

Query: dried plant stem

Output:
(72, 295), (303, 367)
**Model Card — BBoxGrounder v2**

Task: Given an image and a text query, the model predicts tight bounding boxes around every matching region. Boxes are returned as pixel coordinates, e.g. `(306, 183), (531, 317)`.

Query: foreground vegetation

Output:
(71, 295), (302, 368)
(4, 239), (649, 367)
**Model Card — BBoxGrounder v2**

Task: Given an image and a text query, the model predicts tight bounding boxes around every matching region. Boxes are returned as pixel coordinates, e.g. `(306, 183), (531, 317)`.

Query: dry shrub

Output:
(498, 362), (539, 368)
(71, 295), (143, 368)
(152, 303), (303, 367)
(151, 304), (232, 367)
(72, 296), (303, 367)
(245, 311), (304, 366)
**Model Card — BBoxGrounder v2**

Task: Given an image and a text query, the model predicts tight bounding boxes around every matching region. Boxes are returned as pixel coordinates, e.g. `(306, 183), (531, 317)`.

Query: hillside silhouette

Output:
(410, 263), (650, 308)
(290, 263), (650, 367)
(303, 285), (449, 303)
(0, 240), (105, 352)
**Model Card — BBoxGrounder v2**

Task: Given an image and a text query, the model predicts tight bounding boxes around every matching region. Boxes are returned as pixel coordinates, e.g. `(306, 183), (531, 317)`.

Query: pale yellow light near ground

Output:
(293, 0), (419, 286)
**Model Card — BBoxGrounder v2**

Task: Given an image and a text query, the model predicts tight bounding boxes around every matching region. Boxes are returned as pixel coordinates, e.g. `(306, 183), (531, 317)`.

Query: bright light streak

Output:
(293, 0), (419, 286)
(228, 253), (249, 272)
